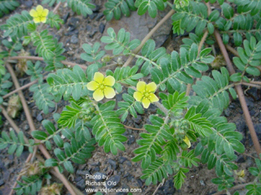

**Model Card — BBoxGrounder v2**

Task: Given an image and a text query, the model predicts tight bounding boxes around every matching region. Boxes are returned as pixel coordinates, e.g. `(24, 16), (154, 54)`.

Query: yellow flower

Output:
(30, 5), (49, 23)
(234, 170), (245, 182)
(87, 72), (116, 101)
(133, 81), (159, 109)
(183, 136), (191, 148)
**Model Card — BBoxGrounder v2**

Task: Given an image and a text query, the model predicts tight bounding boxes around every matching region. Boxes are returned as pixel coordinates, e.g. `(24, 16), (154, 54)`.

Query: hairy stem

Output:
(3, 75), (48, 99)
(8, 56), (87, 70)
(214, 30), (261, 155)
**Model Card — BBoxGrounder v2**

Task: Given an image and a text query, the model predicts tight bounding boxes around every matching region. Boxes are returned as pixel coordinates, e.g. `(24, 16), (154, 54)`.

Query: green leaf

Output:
(173, 168), (188, 189)
(221, 3), (234, 19)
(207, 23), (214, 34)
(8, 143), (17, 154)
(42, 120), (56, 135)
(16, 145), (24, 157)
(209, 10), (220, 22)
(148, 1), (157, 18)
(137, 1), (149, 15)
(64, 161), (74, 173)
(229, 88), (237, 99)
(233, 32), (242, 46)
(0, 0), (20, 17)
(230, 73), (242, 82)
(246, 66), (260, 76)
(31, 131), (48, 140)
(67, 0), (95, 17)
(45, 158), (58, 167)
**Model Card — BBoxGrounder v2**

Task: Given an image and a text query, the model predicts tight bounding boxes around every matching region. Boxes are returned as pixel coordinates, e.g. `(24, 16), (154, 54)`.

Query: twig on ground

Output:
(6, 63), (77, 195)
(53, 2), (62, 13)
(124, 125), (145, 131)
(3, 75), (48, 99)
(8, 56), (87, 70)
(241, 81), (261, 89)
(214, 30), (261, 155)
(225, 44), (239, 57)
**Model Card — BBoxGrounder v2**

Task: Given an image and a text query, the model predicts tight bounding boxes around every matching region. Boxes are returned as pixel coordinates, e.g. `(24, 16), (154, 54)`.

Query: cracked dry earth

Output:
(1, 0), (261, 195)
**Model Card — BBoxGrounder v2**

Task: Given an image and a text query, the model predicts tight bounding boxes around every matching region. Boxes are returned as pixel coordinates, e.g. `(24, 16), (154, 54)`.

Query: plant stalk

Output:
(5, 63), (77, 195)
(214, 30), (261, 155)
(8, 56), (87, 70)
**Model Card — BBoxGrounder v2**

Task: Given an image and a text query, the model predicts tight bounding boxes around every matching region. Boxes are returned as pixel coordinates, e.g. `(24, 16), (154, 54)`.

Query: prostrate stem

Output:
(5, 63), (77, 195)
(214, 30), (261, 156)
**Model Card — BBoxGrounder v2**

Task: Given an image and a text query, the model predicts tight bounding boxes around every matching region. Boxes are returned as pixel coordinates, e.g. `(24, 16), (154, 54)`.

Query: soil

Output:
(0, 1), (261, 195)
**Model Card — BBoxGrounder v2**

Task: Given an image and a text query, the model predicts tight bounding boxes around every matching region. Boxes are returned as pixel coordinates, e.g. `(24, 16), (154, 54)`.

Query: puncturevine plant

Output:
(0, 0), (261, 194)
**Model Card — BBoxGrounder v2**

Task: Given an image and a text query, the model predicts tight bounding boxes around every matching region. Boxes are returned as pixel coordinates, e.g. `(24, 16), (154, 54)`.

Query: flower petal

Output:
(42, 9), (49, 17)
(146, 82), (157, 92)
(133, 91), (143, 101)
(104, 76), (115, 86)
(142, 98), (150, 109)
(33, 17), (41, 23)
(183, 136), (191, 148)
(93, 72), (104, 84)
(136, 81), (146, 92)
(36, 5), (43, 14)
(93, 89), (104, 101)
(87, 81), (99, 91)
(148, 93), (159, 103)
(41, 17), (47, 23)
(29, 9), (37, 17)
(104, 87), (116, 99)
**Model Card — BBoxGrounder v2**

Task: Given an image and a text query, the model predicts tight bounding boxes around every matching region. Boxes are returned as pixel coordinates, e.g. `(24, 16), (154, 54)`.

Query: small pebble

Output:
(89, 13), (98, 20)
(86, 24), (92, 32)
(92, 5), (101, 12)
(200, 180), (205, 186)
(119, 157), (127, 164)
(96, 13), (104, 21)
(24, 0), (33, 7)
(127, 135), (135, 145)
(75, 178), (85, 190)
(36, 113), (43, 121)
(63, 13), (70, 23)
(23, 124), (29, 131)
(70, 35), (79, 44)
(108, 159), (118, 170)
(99, 23), (105, 34)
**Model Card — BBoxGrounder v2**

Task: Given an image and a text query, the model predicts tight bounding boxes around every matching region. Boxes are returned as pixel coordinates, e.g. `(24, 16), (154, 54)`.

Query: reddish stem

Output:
(214, 30), (261, 155)
(6, 63), (77, 195)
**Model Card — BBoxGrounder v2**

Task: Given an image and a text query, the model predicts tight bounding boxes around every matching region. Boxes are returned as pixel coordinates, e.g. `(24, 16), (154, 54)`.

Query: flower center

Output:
(100, 84), (105, 90)
(144, 92), (150, 98)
